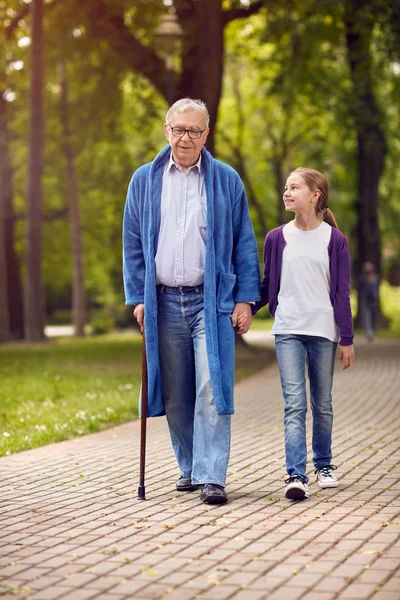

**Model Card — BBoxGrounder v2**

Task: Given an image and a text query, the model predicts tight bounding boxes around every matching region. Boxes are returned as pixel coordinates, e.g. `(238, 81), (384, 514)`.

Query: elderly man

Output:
(123, 98), (260, 504)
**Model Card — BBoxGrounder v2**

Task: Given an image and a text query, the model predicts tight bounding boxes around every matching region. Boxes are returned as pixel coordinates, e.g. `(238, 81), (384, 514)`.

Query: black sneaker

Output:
(200, 484), (228, 505)
(284, 476), (309, 500)
(176, 476), (200, 492)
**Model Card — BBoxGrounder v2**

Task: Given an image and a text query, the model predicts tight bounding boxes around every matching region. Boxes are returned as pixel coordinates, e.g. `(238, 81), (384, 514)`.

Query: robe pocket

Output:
(217, 272), (237, 313)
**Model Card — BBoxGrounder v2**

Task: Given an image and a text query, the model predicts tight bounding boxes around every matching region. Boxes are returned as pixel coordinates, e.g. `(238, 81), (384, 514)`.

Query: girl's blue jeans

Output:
(275, 334), (337, 484)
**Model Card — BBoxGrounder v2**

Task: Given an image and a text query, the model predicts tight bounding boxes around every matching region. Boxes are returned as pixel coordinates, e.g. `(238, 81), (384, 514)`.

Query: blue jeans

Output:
(360, 300), (377, 341)
(157, 285), (231, 487)
(275, 334), (337, 484)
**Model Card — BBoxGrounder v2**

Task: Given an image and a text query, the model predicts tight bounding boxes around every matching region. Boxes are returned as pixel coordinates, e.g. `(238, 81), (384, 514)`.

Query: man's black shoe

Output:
(176, 476), (200, 492)
(200, 484), (228, 505)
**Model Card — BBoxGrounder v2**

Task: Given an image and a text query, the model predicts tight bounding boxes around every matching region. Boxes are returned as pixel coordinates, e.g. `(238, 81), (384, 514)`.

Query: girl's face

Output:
(283, 173), (319, 213)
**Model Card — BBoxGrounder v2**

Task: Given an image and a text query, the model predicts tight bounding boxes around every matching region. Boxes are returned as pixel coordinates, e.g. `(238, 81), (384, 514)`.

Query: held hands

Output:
(230, 303), (252, 335)
(135, 302), (253, 335)
(339, 344), (355, 370)
(133, 303), (144, 334)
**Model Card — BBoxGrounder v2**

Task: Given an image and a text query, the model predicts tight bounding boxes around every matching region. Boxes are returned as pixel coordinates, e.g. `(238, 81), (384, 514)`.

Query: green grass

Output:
(251, 318), (273, 330)
(0, 333), (274, 456)
(0, 335), (143, 456)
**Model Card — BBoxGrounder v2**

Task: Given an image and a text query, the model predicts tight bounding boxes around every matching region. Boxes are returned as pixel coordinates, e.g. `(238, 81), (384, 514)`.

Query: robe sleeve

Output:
(231, 179), (261, 304)
(122, 176), (145, 306)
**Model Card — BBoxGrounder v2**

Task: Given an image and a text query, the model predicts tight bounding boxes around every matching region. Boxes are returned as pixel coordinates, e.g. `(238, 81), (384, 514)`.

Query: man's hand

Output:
(230, 303), (252, 335)
(339, 344), (355, 370)
(133, 303), (144, 334)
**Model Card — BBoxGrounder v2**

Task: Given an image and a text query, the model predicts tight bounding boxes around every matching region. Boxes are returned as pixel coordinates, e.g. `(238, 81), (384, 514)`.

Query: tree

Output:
(77, 0), (265, 154)
(59, 59), (86, 336)
(24, 0), (45, 341)
(0, 96), (11, 342)
(344, 0), (387, 279)
(219, 4), (353, 234)
(1, 2), (28, 340)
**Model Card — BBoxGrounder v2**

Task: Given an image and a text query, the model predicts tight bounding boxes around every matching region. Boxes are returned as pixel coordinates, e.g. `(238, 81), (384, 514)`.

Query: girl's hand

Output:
(339, 344), (355, 370)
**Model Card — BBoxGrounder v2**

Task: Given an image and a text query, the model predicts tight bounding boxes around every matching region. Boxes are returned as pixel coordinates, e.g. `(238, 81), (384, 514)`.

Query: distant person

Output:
(358, 262), (380, 342)
(122, 98), (260, 504)
(253, 167), (355, 501)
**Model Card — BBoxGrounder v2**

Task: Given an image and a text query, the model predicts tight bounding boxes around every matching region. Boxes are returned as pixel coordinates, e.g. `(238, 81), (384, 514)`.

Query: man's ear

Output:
(164, 123), (170, 141)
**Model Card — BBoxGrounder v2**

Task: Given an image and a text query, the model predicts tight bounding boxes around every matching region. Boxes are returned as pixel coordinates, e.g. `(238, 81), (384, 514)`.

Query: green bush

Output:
(47, 309), (72, 325)
(380, 281), (400, 334)
(89, 310), (116, 335)
(253, 304), (272, 321)
(113, 303), (136, 329)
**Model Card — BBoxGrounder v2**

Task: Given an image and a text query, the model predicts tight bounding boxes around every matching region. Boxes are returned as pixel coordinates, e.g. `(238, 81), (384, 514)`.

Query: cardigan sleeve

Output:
(333, 235), (354, 346)
(122, 176), (146, 306)
(252, 232), (272, 315)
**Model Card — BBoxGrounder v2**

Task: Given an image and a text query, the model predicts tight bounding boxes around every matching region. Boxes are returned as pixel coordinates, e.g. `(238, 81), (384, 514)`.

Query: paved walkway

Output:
(1, 336), (399, 600)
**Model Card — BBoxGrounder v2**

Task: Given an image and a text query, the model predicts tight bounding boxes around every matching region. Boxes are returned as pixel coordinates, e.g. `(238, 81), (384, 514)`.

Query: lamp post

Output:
(154, 12), (185, 105)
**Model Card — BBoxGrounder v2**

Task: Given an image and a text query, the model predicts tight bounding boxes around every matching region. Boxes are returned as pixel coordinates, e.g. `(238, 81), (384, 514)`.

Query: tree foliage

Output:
(1, 0), (399, 341)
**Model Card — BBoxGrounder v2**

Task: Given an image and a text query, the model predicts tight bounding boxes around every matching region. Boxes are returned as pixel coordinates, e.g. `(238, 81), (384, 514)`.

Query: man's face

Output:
(164, 109), (209, 170)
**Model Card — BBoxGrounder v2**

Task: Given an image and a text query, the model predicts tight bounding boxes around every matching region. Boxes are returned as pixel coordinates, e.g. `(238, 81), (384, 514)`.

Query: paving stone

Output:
(28, 585), (69, 600)
(268, 587), (307, 600)
(196, 584), (241, 599)
(0, 338), (399, 600)
(228, 592), (267, 600)
(24, 575), (64, 591)
(372, 593), (400, 600)
(339, 582), (380, 598)
(56, 589), (98, 600)
(301, 593), (336, 600)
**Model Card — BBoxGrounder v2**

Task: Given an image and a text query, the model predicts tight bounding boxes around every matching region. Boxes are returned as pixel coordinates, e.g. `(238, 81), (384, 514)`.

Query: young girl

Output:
(253, 167), (355, 500)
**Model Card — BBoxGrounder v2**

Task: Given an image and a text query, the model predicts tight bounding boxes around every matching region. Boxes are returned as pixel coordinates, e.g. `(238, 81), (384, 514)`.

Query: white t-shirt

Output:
(272, 220), (339, 342)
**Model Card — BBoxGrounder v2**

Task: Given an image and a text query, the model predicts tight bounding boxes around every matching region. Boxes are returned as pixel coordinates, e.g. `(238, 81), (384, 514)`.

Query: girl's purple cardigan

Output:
(252, 224), (354, 346)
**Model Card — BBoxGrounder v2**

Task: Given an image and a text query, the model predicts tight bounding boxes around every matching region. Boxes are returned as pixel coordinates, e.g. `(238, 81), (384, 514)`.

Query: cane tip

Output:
(138, 485), (146, 500)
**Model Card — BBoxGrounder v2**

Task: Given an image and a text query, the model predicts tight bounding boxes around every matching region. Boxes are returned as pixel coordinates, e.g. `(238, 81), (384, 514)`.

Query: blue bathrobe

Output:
(123, 145), (260, 417)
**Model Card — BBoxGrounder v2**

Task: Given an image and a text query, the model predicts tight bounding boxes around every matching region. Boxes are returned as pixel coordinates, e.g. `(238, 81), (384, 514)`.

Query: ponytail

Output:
(324, 208), (338, 229)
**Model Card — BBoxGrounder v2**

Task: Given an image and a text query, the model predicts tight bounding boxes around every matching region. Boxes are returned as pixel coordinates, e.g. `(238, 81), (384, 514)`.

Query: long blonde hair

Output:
(291, 167), (338, 228)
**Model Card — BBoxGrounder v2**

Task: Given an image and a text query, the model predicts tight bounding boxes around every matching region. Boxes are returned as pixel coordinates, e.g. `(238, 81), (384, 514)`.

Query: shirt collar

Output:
(167, 152), (202, 174)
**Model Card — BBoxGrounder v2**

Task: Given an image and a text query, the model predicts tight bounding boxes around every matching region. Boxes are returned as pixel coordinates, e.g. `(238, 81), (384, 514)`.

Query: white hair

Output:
(166, 98), (210, 128)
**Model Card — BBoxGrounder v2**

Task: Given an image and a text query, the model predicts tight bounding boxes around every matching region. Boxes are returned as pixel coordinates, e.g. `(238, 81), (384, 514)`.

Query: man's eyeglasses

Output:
(169, 126), (206, 140)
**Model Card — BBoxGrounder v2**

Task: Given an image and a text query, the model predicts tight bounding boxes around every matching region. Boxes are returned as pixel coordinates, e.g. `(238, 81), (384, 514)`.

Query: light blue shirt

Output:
(155, 153), (207, 286)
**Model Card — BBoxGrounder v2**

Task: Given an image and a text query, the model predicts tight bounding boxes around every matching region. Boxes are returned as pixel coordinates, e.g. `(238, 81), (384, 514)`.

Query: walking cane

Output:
(138, 326), (148, 500)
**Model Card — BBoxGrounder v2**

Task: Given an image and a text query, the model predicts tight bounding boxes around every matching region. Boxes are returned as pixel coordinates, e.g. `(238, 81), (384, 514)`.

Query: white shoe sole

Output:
(318, 480), (339, 489)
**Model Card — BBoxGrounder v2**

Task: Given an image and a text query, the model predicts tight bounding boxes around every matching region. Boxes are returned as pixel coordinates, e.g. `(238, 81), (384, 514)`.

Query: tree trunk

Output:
(59, 60), (86, 337)
(176, 0), (224, 154)
(0, 96), (24, 340)
(345, 5), (387, 275)
(6, 210), (24, 339)
(24, 0), (45, 341)
(0, 96), (24, 341)
(344, 0), (387, 326)
(272, 154), (285, 226)
(0, 97), (11, 342)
